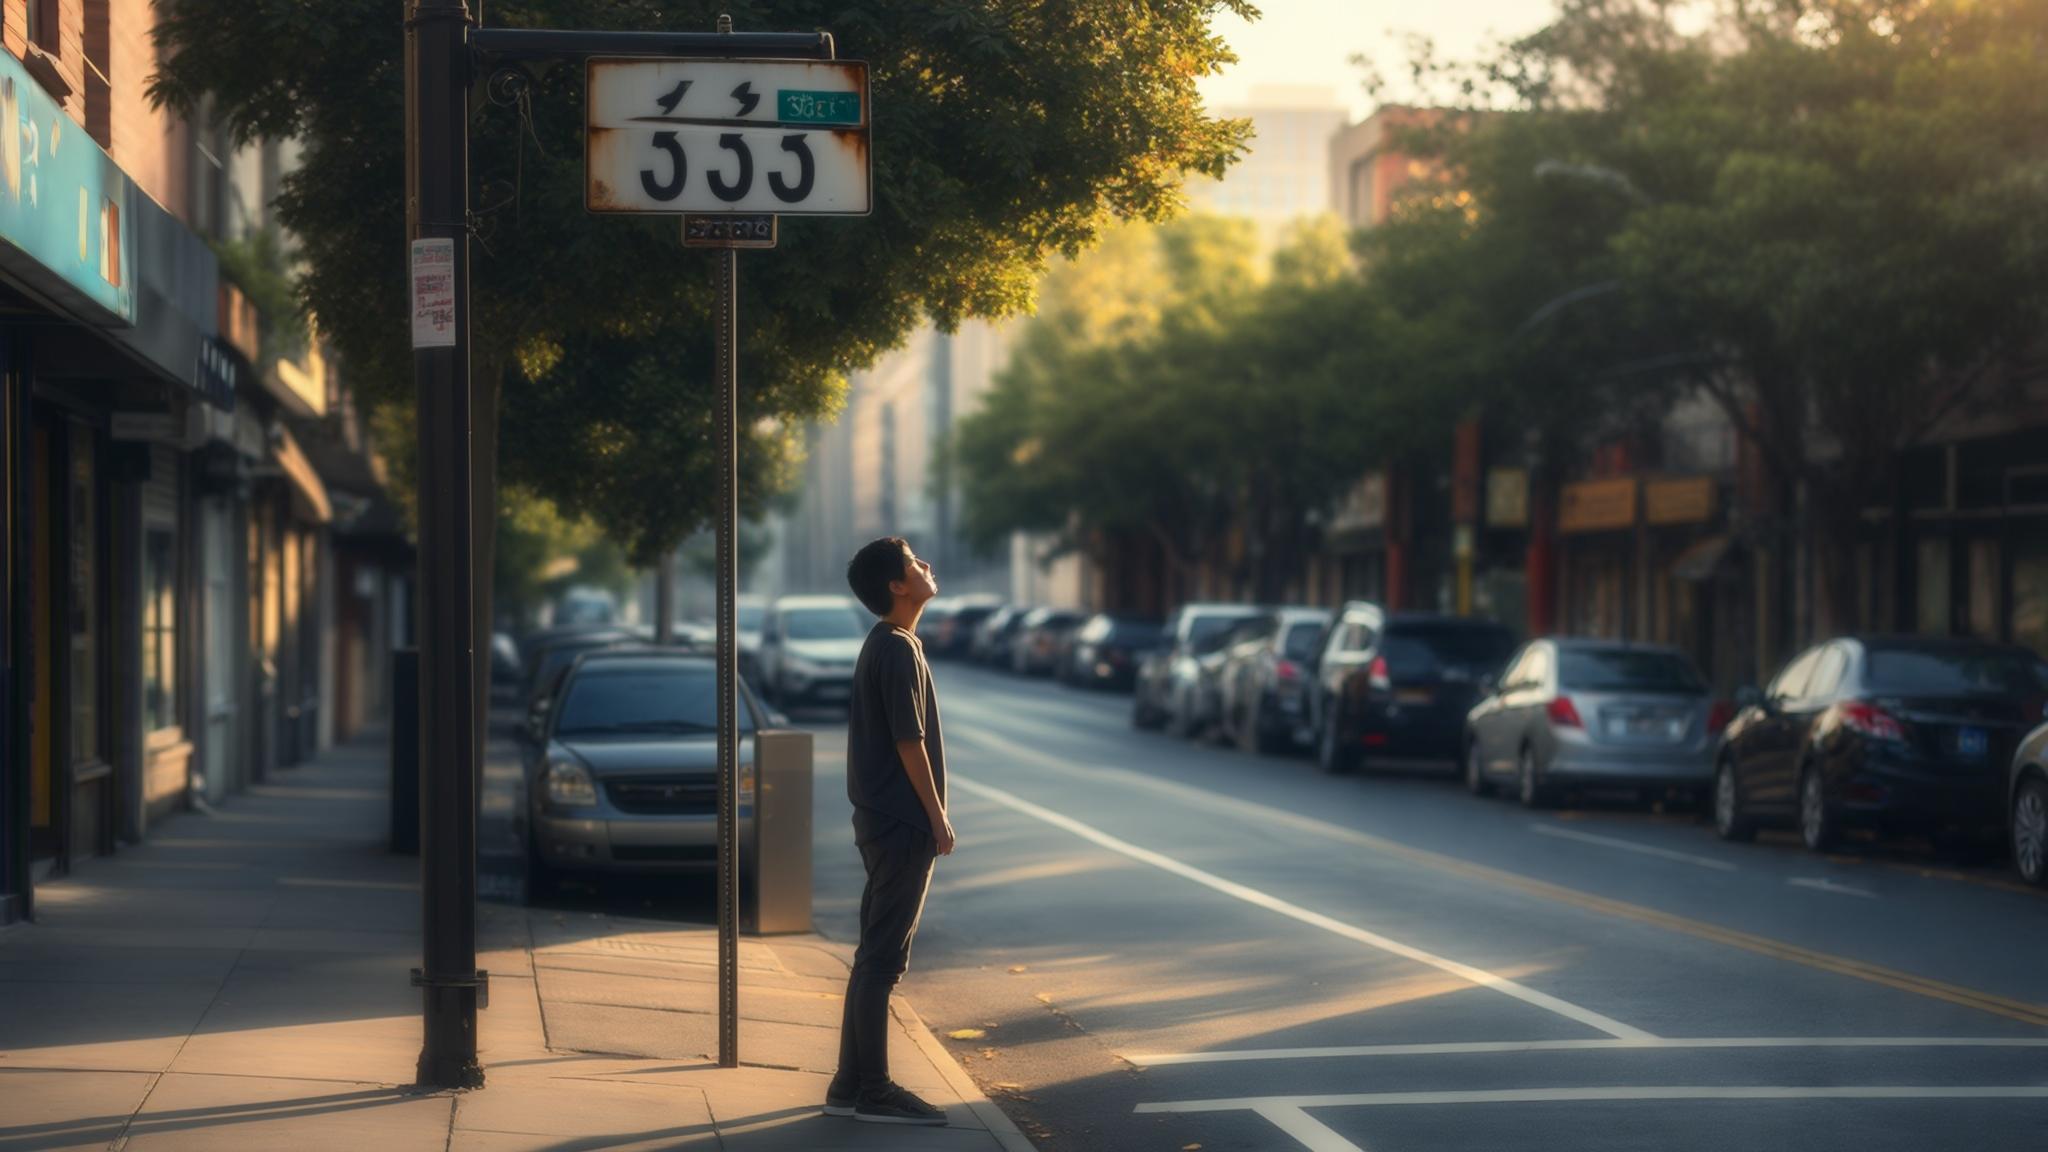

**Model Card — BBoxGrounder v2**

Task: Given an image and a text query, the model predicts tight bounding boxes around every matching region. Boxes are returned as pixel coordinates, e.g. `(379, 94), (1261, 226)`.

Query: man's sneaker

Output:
(823, 1077), (858, 1117)
(853, 1082), (949, 1126)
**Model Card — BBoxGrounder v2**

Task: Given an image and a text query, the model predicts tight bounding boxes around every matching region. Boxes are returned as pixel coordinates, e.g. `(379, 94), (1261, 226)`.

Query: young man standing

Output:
(827, 537), (957, 1125)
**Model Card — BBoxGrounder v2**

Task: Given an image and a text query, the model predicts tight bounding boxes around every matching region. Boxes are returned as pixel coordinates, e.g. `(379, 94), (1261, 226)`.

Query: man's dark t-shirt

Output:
(846, 622), (945, 844)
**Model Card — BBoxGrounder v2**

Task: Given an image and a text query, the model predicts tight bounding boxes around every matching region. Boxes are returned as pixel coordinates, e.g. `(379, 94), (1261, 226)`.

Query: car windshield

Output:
(1111, 620), (1162, 645)
(784, 606), (867, 640)
(1188, 613), (1252, 652)
(536, 642), (618, 690)
(1865, 647), (2048, 697)
(1283, 622), (1326, 661)
(737, 605), (766, 632)
(1381, 624), (1518, 677)
(1560, 649), (1706, 693)
(554, 665), (754, 738)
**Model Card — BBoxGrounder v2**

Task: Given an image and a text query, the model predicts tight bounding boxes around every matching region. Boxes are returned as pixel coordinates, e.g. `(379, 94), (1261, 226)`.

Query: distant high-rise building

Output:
(1187, 85), (1348, 225)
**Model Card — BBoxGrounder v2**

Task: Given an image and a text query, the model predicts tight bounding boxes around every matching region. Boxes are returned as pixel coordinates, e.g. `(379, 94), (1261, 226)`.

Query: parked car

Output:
(1061, 614), (1163, 691)
(525, 649), (773, 893)
(757, 594), (869, 709)
(735, 594), (768, 683)
(1312, 610), (1517, 774)
(2012, 723), (2048, 886)
(518, 622), (626, 666)
(932, 598), (1002, 659)
(1134, 603), (1261, 733)
(1217, 608), (1333, 755)
(1714, 635), (2048, 858)
(520, 630), (637, 739)
(1464, 639), (1729, 808)
(490, 632), (524, 704)
(553, 586), (620, 627)
(1013, 608), (1087, 676)
(917, 597), (960, 648)
(973, 605), (1035, 667)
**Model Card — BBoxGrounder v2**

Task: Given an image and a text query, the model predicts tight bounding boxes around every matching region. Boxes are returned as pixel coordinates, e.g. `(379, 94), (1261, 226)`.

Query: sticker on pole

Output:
(586, 58), (870, 216)
(410, 238), (457, 348)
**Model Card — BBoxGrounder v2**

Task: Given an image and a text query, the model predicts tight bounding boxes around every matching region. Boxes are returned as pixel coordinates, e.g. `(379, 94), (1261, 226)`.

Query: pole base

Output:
(416, 1050), (486, 1090)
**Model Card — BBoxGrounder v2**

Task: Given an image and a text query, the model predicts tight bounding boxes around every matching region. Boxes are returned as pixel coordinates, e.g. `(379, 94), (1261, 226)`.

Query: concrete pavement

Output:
(0, 737), (1033, 1152)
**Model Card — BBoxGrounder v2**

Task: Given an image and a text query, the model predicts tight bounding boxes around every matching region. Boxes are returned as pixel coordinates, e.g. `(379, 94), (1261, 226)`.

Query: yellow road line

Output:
(952, 722), (2048, 1030)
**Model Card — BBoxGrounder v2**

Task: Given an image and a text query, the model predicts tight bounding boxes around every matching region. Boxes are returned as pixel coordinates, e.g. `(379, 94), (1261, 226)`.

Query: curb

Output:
(892, 997), (1039, 1152)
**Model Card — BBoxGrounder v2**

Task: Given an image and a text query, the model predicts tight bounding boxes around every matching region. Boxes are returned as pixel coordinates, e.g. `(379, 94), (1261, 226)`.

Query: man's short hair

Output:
(847, 537), (910, 617)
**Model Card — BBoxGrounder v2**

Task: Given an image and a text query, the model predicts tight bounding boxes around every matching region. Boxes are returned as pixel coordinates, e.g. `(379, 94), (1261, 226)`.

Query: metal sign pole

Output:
(407, 0), (485, 1090)
(715, 245), (741, 1068)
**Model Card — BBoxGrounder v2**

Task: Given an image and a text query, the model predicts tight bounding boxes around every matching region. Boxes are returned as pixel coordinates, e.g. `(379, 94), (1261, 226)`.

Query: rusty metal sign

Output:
(587, 58), (870, 215)
(683, 214), (777, 248)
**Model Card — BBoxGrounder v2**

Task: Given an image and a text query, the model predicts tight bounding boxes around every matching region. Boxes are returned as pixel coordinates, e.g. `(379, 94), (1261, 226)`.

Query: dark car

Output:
(1013, 608), (1087, 676)
(1714, 636), (2048, 857)
(932, 599), (1001, 659)
(521, 630), (635, 734)
(1465, 639), (1728, 808)
(1061, 614), (1163, 691)
(1312, 610), (1518, 774)
(1133, 603), (1261, 733)
(973, 605), (1035, 667)
(2012, 723), (2048, 886)
(525, 649), (774, 893)
(1216, 608), (1333, 755)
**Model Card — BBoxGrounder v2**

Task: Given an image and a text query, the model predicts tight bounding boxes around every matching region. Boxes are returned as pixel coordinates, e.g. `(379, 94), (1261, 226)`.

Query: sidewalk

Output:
(0, 738), (1032, 1151)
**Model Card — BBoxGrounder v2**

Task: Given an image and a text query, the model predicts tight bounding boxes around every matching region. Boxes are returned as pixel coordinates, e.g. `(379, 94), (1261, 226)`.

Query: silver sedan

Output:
(1464, 639), (1730, 808)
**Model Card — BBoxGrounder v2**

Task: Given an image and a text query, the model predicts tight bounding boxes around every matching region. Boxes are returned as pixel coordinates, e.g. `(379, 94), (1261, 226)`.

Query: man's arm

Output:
(896, 739), (956, 856)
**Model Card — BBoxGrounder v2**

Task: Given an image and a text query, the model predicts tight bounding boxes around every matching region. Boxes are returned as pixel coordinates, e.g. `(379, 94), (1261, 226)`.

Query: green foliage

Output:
(149, 0), (1254, 562)
(209, 226), (309, 360)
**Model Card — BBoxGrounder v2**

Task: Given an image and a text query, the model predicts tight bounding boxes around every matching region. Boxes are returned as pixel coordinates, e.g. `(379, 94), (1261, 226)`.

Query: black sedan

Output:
(1314, 613), (1519, 774)
(1714, 635), (2048, 858)
(1060, 614), (1162, 691)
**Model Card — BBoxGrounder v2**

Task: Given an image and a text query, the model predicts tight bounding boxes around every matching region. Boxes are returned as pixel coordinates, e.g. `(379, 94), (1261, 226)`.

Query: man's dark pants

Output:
(837, 818), (937, 1090)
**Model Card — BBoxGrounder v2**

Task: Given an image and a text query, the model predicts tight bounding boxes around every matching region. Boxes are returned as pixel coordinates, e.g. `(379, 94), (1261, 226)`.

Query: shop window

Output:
(1916, 538), (1951, 636)
(1968, 540), (2000, 641)
(2013, 538), (2048, 660)
(142, 528), (178, 732)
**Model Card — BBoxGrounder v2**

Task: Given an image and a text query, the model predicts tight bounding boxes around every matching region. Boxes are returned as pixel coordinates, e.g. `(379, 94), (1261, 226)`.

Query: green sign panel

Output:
(777, 90), (861, 125)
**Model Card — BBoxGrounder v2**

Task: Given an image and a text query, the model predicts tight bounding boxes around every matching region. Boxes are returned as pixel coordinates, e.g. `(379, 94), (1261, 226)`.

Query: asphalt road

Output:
(804, 663), (2048, 1152)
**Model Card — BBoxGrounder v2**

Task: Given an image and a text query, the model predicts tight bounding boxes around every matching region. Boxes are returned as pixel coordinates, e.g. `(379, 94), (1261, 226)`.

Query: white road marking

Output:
(1789, 877), (1877, 899)
(949, 773), (1654, 1041)
(1528, 823), (1737, 872)
(1137, 1085), (2048, 1113)
(1125, 1035), (2048, 1067)
(1254, 1104), (1366, 1152)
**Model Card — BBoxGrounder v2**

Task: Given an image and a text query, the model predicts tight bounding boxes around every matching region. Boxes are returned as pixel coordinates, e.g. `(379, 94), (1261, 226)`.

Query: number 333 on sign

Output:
(585, 58), (871, 216)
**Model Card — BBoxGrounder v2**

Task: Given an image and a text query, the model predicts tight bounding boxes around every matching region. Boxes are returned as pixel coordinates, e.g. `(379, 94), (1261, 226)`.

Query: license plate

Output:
(1395, 689), (1434, 706)
(1957, 727), (1988, 757)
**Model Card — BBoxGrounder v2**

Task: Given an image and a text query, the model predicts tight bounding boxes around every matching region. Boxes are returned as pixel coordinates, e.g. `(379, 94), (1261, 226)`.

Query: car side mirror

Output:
(1734, 685), (1765, 713)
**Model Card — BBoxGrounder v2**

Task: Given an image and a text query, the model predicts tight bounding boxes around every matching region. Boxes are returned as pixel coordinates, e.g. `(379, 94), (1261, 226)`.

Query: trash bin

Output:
(741, 728), (813, 934)
(389, 649), (419, 855)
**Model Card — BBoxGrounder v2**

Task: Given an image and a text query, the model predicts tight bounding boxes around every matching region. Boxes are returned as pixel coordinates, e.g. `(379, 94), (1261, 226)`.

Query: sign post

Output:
(399, 16), (862, 1083)
(577, 28), (869, 1069)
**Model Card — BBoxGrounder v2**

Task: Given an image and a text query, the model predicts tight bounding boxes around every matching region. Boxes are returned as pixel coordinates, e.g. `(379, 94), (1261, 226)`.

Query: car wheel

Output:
(1517, 746), (1550, 809)
(1714, 757), (1756, 842)
(1466, 739), (1494, 797)
(2015, 777), (2048, 887)
(1252, 696), (1290, 757)
(1132, 690), (1164, 731)
(1166, 687), (1194, 739)
(1799, 766), (1837, 853)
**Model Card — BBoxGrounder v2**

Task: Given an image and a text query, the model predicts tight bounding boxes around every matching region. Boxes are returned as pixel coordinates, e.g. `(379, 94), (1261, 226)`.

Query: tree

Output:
(149, 0), (1254, 563)
(1595, 0), (2048, 630)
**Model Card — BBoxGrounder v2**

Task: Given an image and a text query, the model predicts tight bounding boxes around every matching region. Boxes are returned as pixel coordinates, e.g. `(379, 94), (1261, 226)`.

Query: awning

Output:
(1671, 534), (1733, 583)
(272, 424), (332, 525)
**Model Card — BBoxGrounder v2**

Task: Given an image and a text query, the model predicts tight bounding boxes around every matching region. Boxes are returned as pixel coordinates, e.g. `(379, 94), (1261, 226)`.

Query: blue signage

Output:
(0, 55), (136, 323)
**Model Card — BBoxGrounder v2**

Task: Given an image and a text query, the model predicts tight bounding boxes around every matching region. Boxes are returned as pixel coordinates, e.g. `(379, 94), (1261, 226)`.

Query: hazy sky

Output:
(1198, 0), (1561, 117)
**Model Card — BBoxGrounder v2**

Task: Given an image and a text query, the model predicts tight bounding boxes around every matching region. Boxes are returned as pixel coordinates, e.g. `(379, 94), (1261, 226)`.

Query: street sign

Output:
(586, 59), (870, 215)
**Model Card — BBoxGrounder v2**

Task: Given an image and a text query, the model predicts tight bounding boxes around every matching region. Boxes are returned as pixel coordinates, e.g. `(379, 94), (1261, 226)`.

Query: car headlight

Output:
(788, 656), (824, 677)
(543, 757), (597, 807)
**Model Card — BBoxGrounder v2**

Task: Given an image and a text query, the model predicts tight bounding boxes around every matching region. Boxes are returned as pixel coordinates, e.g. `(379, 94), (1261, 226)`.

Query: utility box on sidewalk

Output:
(741, 729), (813, 934)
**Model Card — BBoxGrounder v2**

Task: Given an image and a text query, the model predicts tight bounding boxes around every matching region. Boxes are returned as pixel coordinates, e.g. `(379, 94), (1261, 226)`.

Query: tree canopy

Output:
(150, 0), (1254, 562)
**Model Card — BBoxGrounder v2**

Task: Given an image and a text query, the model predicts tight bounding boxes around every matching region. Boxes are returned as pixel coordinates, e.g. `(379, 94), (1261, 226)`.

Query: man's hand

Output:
(933, 815), (957, 857)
